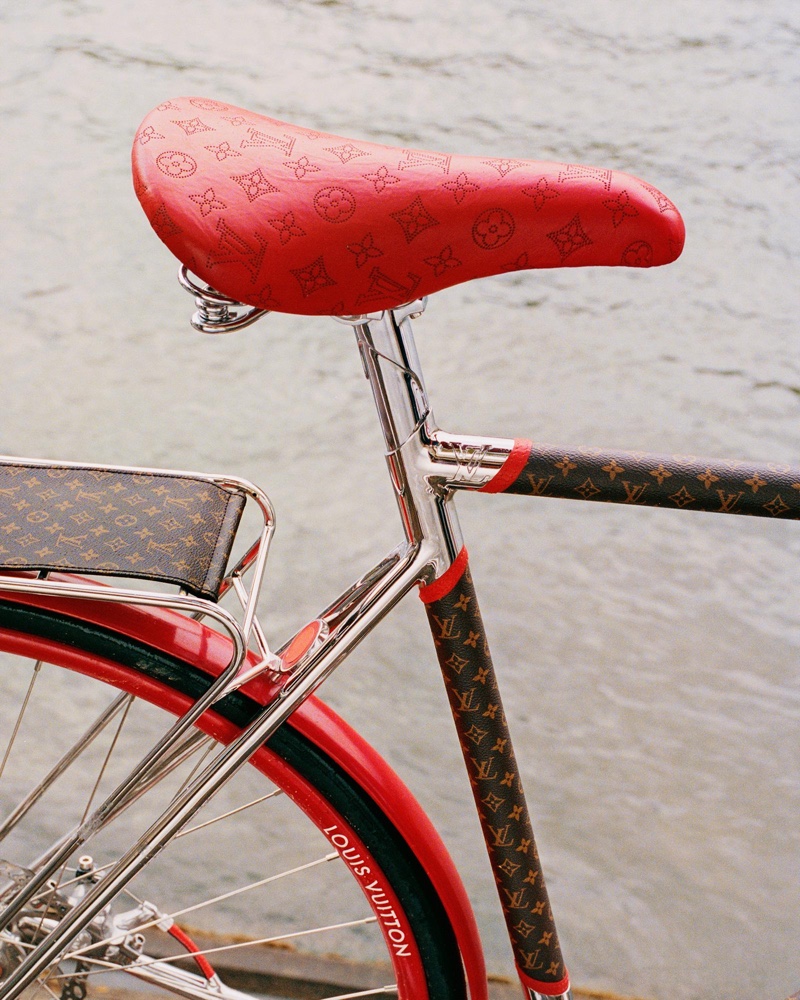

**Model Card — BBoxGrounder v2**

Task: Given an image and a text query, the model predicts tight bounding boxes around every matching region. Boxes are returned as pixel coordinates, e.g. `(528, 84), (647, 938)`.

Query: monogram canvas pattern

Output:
(133, 97), (684, 316)
(502, 443), (800, 518)
(0, 463), (245, 599)
(423, 561), (566, 989)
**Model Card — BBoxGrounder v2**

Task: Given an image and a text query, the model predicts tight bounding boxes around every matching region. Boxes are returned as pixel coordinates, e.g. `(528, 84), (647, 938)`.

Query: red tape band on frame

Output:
(418, 546), (469, 604)
(479, 438), (532, 493)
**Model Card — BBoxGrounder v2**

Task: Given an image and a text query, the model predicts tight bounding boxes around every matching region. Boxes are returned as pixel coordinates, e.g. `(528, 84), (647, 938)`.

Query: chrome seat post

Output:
(341, 301), (464, 584)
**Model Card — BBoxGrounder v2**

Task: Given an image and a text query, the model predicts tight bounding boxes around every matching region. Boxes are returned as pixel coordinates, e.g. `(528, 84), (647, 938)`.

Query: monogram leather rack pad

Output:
(0, 461), (246, 600)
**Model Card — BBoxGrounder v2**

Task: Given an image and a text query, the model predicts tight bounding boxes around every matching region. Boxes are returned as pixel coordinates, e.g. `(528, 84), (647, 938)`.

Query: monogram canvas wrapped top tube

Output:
(132, 97), (685, 316)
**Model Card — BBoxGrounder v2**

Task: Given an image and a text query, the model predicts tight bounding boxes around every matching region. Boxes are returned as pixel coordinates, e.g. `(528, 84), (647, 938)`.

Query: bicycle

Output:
(0, 95), (796, 1000)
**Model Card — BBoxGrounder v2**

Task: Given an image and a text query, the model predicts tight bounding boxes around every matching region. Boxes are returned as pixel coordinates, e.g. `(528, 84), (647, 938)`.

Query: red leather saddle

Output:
(133, 97), (685, 316)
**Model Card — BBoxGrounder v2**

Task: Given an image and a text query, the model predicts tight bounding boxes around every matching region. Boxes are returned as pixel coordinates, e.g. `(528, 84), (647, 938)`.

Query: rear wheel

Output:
(0, 599), (467, 999)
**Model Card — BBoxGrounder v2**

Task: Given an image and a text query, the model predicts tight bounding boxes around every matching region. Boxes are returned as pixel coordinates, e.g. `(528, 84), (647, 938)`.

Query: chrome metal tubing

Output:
(0, 540), (431, 999)
(31, 730), (210, 873)
(178, 265), (268, 334)
(346, 304), (465, 581)
(378, 427), (517, 496)
(0, 574), (248, 686)
(196, 472), (276, 647)
(125, 958), (254, 999)
(427, 430), (516, 490)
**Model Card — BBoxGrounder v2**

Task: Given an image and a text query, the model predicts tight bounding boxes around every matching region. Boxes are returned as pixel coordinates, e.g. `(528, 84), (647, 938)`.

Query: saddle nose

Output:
(133, 97), (685, 317)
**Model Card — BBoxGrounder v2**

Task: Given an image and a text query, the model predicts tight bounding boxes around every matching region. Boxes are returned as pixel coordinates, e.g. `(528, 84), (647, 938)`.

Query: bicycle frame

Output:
(0, 295), (567, 999)
(2, 290), (798, 999)
(340, 301), (573, 999)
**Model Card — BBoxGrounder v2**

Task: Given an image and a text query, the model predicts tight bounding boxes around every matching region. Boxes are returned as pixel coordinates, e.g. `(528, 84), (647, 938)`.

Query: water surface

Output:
(1, 2), (798, 998)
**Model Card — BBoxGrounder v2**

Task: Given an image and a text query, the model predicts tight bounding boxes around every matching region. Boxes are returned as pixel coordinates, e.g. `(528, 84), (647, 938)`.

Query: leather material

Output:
(133, 97), (685, 316)
(0, 462), (244, 599)
(498, 442), (800, 519)
(422, 554), (568, 988)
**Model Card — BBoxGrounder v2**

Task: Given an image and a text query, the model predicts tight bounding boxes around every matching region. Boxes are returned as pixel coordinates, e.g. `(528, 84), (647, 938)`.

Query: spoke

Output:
(43, 953), (399, 1000)
(165, 850), (339, 923)
(30, 859), (74, 948)
(29, 977), (60, 1000)
(102, 729), (210, 826)
(22, 697), (135, 950)
(133, 913), (378, 965)
(175, 788), (283, 838)
(78, 694), (133, 826)
(64, 915), (379, 981)
(44, 953), (245, 1000)
(49, 953), (399, 1000)
(7, 941), (62, 1000)
(30, 722), (207, 874)
(122, 885), (146, 905)
(69, 851), (339, 958)
(4, 936), (33, 951)
(98, 728), (211, 827)
(319, 989), (398, 999)
(39, 952), (119, 982)
(31, 860), (118, 901)
(0, 692), (132, 843)
(169, 735), (216, 800)
(0, 660), (43, 782)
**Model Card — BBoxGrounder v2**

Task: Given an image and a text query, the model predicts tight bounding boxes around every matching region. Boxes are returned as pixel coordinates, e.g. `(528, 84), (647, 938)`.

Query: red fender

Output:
(0, 585), (488, 999)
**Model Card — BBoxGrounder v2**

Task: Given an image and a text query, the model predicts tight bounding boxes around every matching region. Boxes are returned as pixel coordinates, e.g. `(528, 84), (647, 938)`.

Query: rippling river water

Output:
(1, 2), (798, 998)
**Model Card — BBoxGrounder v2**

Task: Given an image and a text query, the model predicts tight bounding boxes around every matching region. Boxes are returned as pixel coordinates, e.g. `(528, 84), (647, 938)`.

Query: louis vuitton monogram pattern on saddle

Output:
(0, 462), (245, 599)
(132, 97), (684, 317)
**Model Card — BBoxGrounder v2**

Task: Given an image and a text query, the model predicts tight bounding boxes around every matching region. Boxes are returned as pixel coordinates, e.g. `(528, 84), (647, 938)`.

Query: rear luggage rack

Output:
(0, 455), (278, 688)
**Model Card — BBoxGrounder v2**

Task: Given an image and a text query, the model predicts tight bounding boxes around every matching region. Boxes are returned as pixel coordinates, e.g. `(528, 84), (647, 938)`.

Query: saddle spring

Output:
(178, 266), (267, 334)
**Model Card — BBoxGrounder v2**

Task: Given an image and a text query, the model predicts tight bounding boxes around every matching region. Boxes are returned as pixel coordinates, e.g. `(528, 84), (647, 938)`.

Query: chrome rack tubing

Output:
(0, 576), (247, 684)
(217, 537), (261, 599)
(199, 475), (279, 678)
(0, 575), (247, 934)
(227, 574), (282, 681)
(209, 474), (276, 646)
(0, 541), (432, 1000)
(229, 543), (426, 690)
(29, 730), (210, 874)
